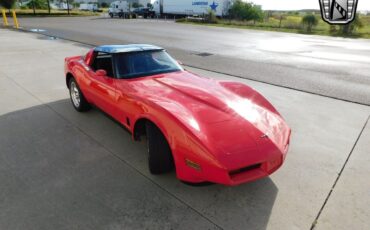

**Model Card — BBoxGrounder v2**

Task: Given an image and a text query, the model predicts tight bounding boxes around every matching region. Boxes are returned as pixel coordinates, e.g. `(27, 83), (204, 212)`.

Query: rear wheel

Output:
(146, 122), (174, 174)
(69, 78), (91, 112)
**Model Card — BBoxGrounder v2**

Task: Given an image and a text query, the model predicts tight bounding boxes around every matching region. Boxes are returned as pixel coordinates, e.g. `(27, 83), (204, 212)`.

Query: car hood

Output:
(124, 71), (290, 169)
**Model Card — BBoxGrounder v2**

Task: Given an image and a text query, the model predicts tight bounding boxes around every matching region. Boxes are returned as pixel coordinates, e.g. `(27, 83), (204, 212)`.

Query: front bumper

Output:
(176, 141), (290, 186)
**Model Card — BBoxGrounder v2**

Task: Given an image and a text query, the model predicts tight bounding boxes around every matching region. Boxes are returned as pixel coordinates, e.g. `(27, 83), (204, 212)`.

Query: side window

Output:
(116, 5), (118, 8)
(91, 52), (114, 77)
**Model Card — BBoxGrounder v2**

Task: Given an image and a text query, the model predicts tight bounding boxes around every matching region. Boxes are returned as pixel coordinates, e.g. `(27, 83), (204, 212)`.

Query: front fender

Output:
(131, 101), (225, 182)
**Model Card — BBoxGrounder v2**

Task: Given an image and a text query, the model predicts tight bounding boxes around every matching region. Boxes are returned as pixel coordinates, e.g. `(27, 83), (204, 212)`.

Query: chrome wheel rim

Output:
(70, 81), (80, 108)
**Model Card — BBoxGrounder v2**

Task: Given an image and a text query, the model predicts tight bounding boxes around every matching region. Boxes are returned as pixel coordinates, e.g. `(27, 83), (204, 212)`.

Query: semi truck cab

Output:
(109, 1), (130, 18)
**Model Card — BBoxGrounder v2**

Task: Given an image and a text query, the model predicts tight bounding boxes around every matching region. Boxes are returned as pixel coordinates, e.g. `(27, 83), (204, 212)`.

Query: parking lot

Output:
(17, 16), (370, 105)
(0, 27), (369, 230)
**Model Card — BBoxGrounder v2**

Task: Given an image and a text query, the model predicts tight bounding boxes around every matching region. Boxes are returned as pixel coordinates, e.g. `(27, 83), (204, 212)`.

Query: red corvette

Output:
(64, 44), (291, 186)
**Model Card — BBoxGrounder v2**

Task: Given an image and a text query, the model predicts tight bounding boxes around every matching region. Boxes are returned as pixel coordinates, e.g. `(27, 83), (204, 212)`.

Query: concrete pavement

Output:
(315, 118), (370, 230)
(0, 28), (369, 230)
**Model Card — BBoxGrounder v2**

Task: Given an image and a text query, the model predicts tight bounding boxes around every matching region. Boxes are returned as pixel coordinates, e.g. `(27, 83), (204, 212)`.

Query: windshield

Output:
(114, 50), (183, 79)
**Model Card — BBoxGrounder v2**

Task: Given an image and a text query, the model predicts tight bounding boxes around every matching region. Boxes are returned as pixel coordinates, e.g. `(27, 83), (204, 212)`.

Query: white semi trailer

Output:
(79, 3), (98, 12)
(153, 0), (234, 17)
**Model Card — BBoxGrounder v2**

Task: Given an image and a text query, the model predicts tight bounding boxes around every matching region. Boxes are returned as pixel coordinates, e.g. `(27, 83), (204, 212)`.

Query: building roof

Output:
(94, 44), (163, 54)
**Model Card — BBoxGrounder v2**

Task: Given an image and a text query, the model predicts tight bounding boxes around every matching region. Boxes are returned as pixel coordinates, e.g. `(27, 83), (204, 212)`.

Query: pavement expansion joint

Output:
(310, 114), (370, 230)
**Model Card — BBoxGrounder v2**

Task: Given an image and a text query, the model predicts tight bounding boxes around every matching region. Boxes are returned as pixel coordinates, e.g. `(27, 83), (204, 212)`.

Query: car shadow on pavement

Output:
(0, 99), (278, 230)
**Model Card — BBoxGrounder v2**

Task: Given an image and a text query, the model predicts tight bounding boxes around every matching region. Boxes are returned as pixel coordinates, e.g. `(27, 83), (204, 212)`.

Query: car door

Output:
(110, 52), (142, 128)
(88, 52), (117, 115)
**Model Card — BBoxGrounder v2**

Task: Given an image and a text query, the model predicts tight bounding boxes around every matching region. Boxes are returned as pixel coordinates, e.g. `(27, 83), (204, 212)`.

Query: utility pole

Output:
(279, 15), (283, 28)
(47, 0), (51, 14)
(67, 0), (70, 15)
(32, 0), (36, 15)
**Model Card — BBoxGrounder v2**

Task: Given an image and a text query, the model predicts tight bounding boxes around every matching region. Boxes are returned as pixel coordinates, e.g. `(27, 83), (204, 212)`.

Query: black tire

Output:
(118, 12), (123, 18)
(109, 13), (113, 18)
(146, 122), (174, 174)
(69, 78), (91, 112)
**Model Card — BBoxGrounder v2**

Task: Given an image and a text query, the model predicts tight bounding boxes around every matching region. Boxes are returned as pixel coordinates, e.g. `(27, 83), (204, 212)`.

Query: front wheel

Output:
(69, 78), (91, 112)
(146, 122), (174, 174)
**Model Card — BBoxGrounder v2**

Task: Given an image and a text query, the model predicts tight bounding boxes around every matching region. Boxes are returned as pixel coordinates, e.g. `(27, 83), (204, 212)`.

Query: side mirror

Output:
(96, 69), (107, 77)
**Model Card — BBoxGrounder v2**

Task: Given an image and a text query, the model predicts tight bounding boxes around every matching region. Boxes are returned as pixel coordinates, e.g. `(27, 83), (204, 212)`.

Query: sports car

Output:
(64, 44), (291, 186)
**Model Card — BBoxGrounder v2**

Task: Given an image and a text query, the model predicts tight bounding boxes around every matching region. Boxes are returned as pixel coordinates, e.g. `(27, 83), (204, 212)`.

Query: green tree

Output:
(278, 14), (286, 28)
(341, 16), (364, 36)
(205, 9), (218, 23)
(301, 14), (318, 33)
(46, 0), (51, 14)
(147, 3), (153, 9)
(26, 0), (48, 10)
(132, 2), (143, 8)
(228, 0), (264, 22)
(73, 2), (80, 8)
(0, 0), (16, 9)
(329, 25), (337, 34)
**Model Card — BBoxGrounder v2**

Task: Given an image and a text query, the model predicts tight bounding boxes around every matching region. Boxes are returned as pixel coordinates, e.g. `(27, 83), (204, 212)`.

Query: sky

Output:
(250, 0), (370, 11)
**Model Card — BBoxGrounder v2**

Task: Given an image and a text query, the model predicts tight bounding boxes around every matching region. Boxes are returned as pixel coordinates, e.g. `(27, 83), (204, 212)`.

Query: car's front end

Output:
(173, 116), (291, 186)
(140, 71), (292, 186)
